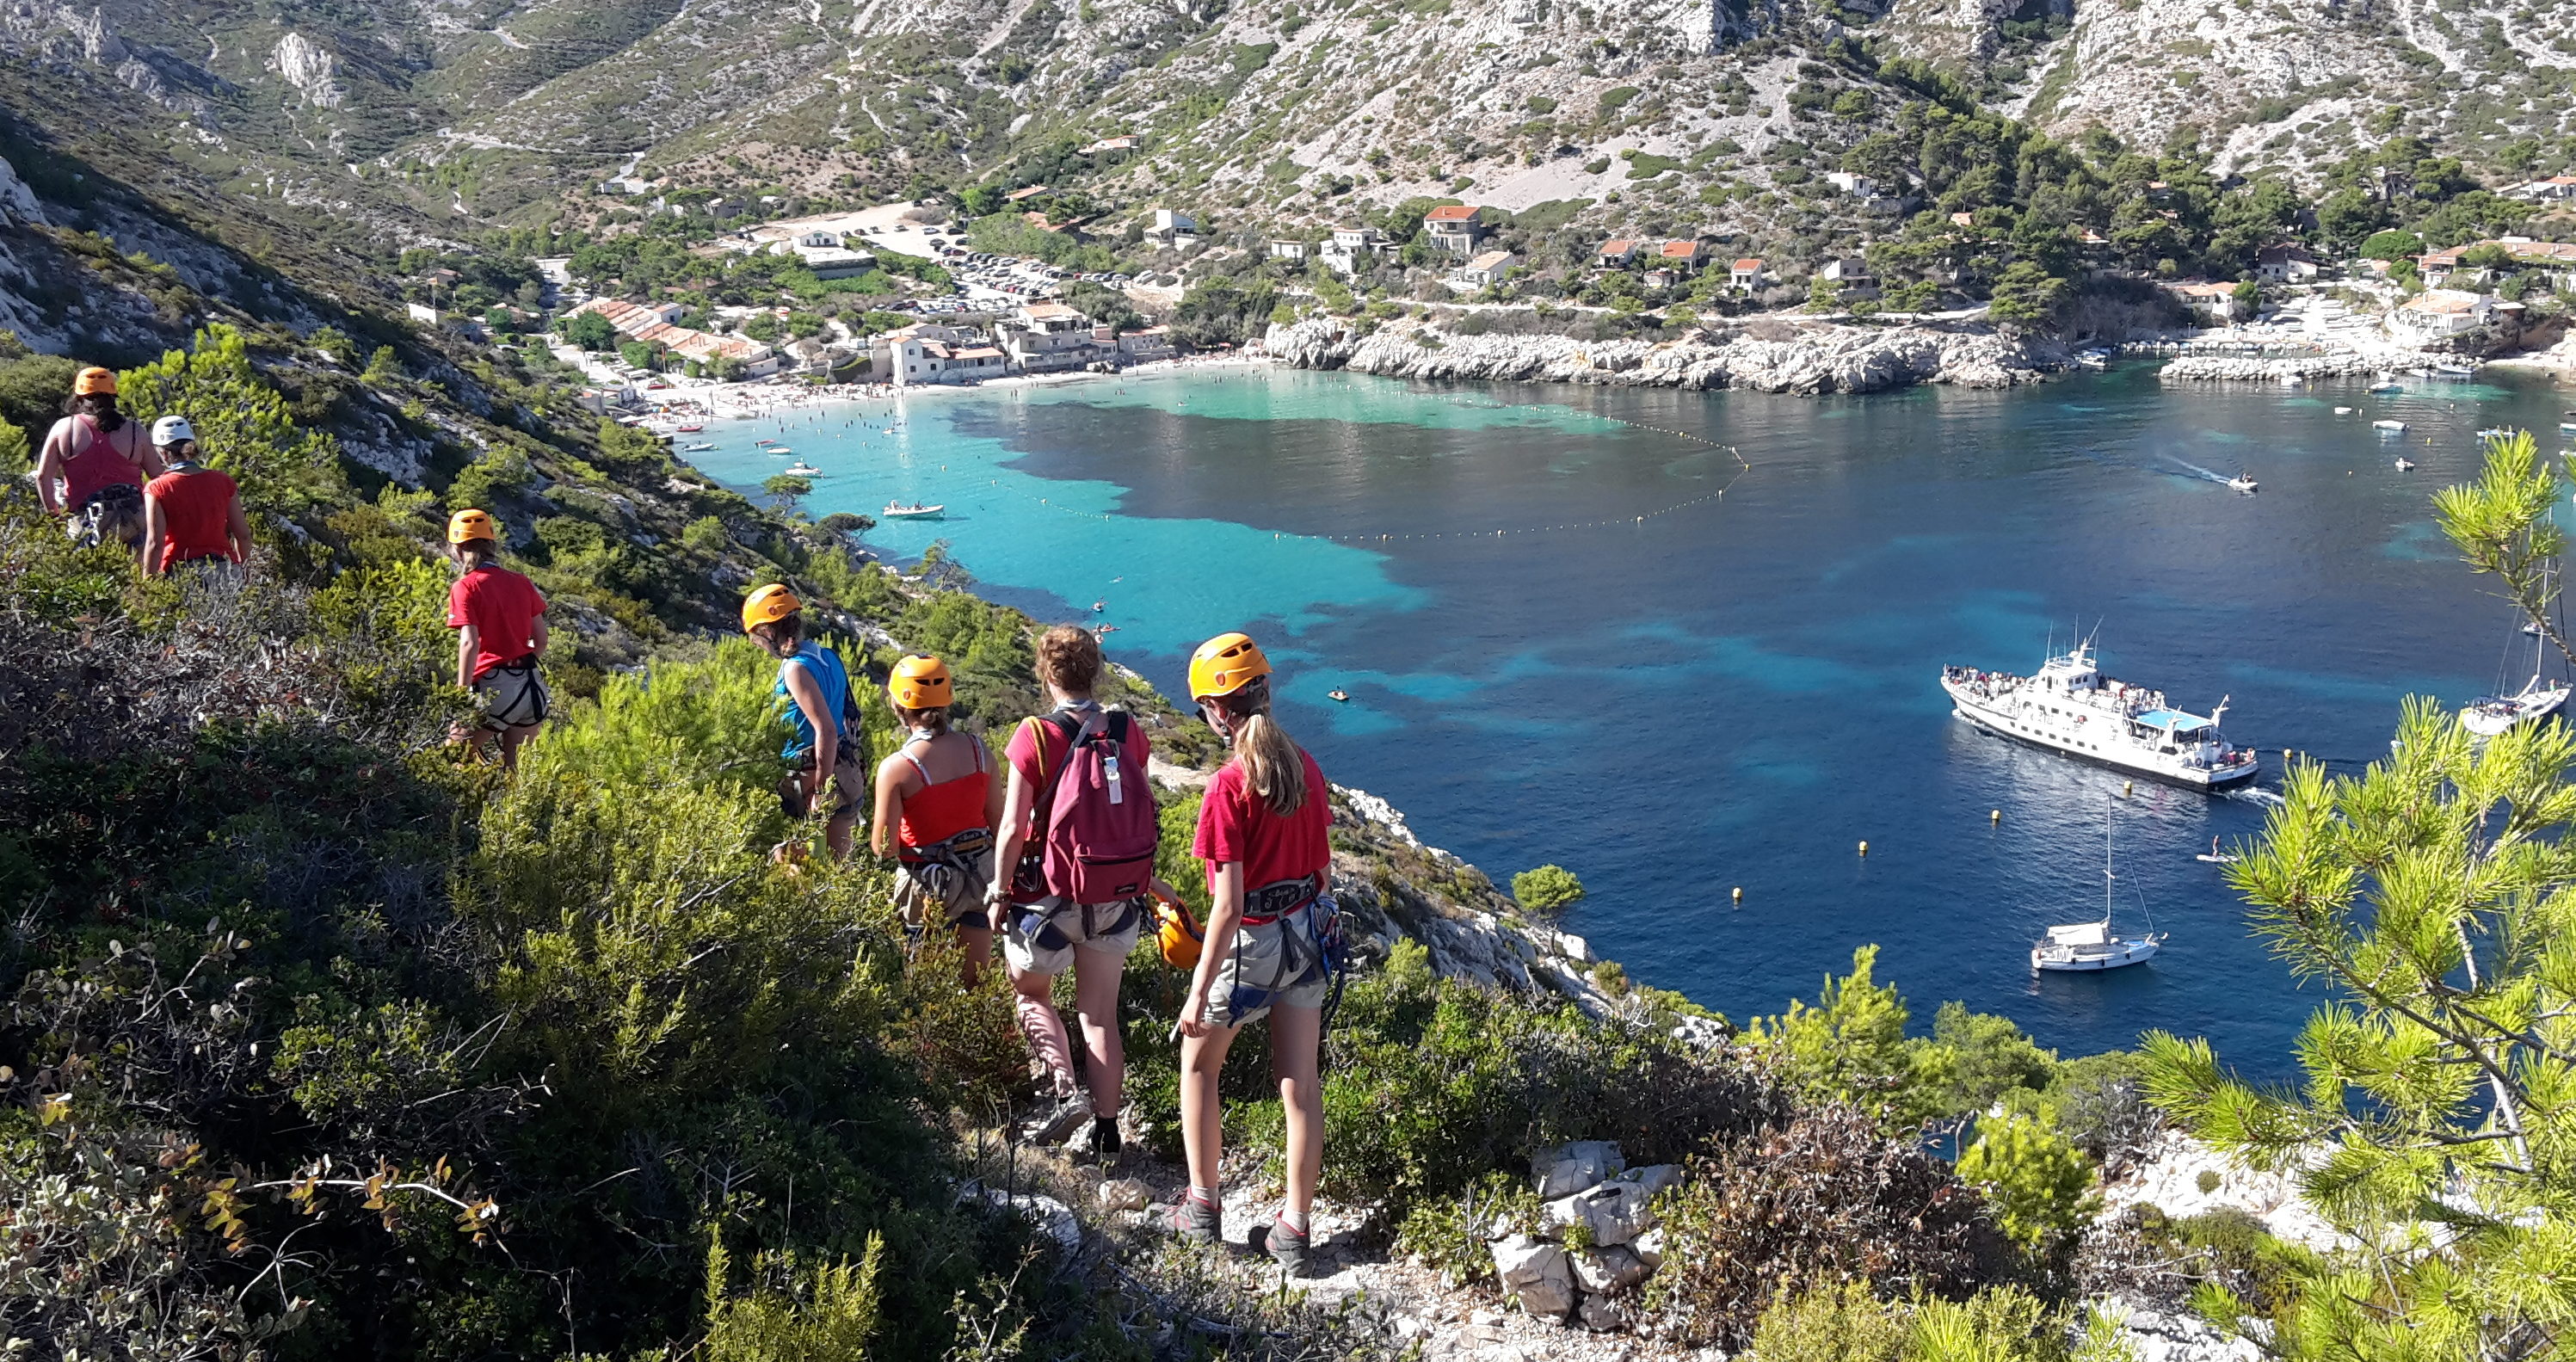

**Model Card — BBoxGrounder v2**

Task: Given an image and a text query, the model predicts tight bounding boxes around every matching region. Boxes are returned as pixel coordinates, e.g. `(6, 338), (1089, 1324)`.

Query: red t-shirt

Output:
(1192, 749), (1331, 897)
(144, 468), (238, 570)
(1004, 707), (1153, 837)
(446, 565), (545, 681)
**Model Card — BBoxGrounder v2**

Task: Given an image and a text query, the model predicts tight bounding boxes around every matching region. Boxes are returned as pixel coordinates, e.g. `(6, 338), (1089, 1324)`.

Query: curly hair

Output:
(1034, 625), (1100, 693)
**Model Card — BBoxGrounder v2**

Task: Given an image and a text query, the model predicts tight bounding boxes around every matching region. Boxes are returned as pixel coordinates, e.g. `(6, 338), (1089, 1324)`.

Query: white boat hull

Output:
(1944, 684), (2259, 790)
(2032, 936), (2161, 971)
(2461, 684), (2570, 736)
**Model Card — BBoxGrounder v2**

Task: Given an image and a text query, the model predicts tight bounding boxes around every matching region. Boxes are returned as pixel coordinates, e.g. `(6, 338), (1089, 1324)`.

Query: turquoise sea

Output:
(689, 363), (2576, 1070)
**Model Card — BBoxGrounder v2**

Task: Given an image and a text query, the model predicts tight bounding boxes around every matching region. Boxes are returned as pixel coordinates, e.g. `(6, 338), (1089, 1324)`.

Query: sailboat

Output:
(2031, 830), (2165, 972)
(2463, 604), (2572, 737)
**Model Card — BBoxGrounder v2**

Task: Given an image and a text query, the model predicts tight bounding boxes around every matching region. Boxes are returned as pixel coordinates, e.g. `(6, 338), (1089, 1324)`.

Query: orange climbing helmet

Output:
(888, 654), (952, 710)
(72, 367), (116, 397)
(741, 583), (801, 634)
(1155, 895), (1205, 971)
(447, 508), (499, 544)
(1188, 632), (1272, 700)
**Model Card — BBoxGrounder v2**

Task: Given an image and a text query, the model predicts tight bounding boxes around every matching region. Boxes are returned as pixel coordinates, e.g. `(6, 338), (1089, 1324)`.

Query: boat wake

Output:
(2220, 786), (2287, 808)
(2162, 456), (2238, 487)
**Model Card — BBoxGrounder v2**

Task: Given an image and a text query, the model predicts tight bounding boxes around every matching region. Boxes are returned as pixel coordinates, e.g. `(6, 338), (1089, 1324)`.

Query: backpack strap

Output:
(1020, 708), (1095, 859)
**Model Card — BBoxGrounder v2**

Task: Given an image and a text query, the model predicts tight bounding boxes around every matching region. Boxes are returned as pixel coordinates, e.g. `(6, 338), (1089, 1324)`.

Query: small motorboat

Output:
(2375, 419), (2408, 432)
(767, 446), (793, 455)
(2194, 837), (2240, 866)
(2368, 379), (2402, 393)
(2032, 831), (2165, 973)
(2561, 421), (2576, 434)
(881, 502), (946, 520)
(783, 461), (823, 477)
(2333, 406), (2352, 415)
(2432, 361), (2477, 379)
(2394, 457), (2416, 471)
(755, 438), (775, 446)
(2477, 427), (2514, 440)
(2226, 473), (2259, 494)
(1091, 600), (1106, 613)
(2524, 621), (2544, 637)
(1328, 689), (1351, 703)
(677, 424), (704, 433)
(681, 441), (715, 452)
(1098, 625), (1120, 634)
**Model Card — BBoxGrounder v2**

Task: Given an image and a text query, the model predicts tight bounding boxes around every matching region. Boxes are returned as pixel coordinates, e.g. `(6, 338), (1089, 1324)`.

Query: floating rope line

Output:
(899, 412), (1750, 545)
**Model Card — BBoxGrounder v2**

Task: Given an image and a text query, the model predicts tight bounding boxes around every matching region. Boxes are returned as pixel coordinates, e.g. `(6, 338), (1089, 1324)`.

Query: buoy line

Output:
(878, 415), (1751, 545)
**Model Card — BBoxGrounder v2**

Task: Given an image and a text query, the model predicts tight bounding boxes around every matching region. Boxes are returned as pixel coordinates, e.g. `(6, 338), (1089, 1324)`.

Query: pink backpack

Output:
(1026, 709), (1159, 903)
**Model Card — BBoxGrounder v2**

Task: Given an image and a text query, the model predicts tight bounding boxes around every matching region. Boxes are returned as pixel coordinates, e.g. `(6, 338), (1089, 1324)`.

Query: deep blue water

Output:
(692, 363), (2576, 1073)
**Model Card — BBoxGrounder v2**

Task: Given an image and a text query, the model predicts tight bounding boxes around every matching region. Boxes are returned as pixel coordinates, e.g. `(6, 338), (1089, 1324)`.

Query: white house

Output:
(1424, 205), (1486, 256)
(2161, 280), (2246, 321)
(1597, 238), (1642, 268)
(2255, 245), (2319, 283)
(2389, 288), (2499, 341)
(1320, 226), (1382, 274)
(1001, 301), (1109, 373)
(1268, 239), (1311, 261)
(1825, 171), (1877, 196)
(2505, 176), (2576, 202)
(1448, 250), (1519, 290)
(1729, 257), (1767, 293)
(797, 230), (842, 249)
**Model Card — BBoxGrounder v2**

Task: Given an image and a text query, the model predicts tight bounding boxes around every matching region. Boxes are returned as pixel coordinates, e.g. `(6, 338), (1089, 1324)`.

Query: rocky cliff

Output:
(1265, 316), (2061, 394)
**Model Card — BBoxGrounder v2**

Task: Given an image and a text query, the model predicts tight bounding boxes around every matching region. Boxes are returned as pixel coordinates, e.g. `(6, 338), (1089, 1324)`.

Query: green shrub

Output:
(1394, 1170), (1541, 1285)
(683, 515), (730, 552)
(1956, 1112), (2098, 1254)
(1747, 1279), (1907, 1362)
(1511, 864), (1585, 915)
(1644, 1106), (2002, 1348)
(2196, 1168), (2222, 1195)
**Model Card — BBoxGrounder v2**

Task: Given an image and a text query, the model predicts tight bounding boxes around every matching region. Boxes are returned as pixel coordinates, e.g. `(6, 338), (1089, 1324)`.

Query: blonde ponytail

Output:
(1236, 709), (1306, 817)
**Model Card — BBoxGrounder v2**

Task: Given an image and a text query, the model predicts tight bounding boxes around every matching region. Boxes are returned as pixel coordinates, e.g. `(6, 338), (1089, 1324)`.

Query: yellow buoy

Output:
(1732, 886), (1743, 903)
(1990, 809), (2001, 823)
(2122, 780), (2134, 797)
(1858, 841), (1869, 856)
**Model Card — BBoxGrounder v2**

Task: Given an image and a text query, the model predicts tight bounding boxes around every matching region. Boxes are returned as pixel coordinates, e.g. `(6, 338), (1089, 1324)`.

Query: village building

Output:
(1320, 225), (1383, 274)
(1116, 326), (1177, 364)
(2504, 176), (2576, 203)
(1000, 300), (1110, 373)
(1447, 249), (1519, 290)
(1729, 257), (1767, 293)
(1597, 239), (1642, 268)
(1660, 239), (1710, 274)
(1267, 238), (1311, 261)
(2388, 288), (2506, 341)
(1423, 204), (1487, 256)
(2254, 245), (2319, 283)
(2160, 280), (2246, 322)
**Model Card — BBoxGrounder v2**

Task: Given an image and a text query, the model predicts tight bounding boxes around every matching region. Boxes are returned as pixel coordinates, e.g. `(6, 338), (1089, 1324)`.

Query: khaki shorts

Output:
(1003, 895), (1144, 977)
(896, 841), (995, 928)
(1207, 898), (1332, 1029)
(471, 659), (549, 732)
(784, 738), (866, 817)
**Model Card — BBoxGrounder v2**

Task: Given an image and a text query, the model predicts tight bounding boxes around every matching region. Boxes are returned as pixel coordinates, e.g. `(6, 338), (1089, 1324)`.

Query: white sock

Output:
(1280, 1208), (1310, 1233)
(1191, 1185), (1220, 1206)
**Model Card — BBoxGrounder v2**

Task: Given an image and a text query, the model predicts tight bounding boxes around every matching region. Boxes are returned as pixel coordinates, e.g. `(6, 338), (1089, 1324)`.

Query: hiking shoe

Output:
(1165, 1190), (1220, 1244)
(1021, 1093), (1090, 1146)
(1262, 1215), (1313, 1278)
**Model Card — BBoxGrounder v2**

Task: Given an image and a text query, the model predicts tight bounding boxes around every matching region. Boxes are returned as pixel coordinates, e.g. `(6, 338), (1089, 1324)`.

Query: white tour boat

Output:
(1941, 640), (2260, 790)
(2226, 473), (2259, 494)
(2032, 833), (2164, 973)
(881, 502), (946, 520)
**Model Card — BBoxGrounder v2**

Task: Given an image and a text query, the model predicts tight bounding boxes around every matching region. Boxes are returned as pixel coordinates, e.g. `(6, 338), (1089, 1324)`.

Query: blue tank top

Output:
(774, 642), (853, 761)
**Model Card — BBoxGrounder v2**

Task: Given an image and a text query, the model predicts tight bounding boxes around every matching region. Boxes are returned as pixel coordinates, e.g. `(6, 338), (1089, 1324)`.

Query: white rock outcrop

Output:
(0, 155), (46, 226)
(270, 33), (346, 108)
(1533, 1141), (1624, 1199)
(1266, 317), (2055, 394)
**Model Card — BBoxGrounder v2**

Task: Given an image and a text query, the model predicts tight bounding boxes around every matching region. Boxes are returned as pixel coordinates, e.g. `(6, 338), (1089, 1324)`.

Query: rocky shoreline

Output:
(1265, 317), (2064, 395)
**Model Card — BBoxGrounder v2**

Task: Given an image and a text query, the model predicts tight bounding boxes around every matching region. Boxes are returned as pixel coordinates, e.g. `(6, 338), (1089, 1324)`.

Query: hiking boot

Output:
(1262, 1215), (1313, 1278)
(1165, 1190), (1220, 1244)
(1021, 1092), (1090, 1146)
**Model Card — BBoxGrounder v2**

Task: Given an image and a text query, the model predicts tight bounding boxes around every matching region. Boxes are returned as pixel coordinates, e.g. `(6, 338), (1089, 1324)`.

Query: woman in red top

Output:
(1168, 632), (1337, 1278)
(872, 654), (1007, 985)
(34, 367), (163, 558)
(140, 416), (251, 579)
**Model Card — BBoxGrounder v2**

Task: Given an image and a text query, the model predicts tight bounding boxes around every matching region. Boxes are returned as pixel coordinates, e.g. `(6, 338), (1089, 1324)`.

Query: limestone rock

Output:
(1543, 1179), (1655, 1248)
(1096, 1178), (1153, 1213)
(1612, 1163), (1684, 1199)
(1532, 1141), (1624, 1198)
(0, 156), (45, 226)
(1631, 1227), (1666, 1271)
(1577, 1291), (1632, 1331)
(270, 33), (347, 108)
(1572, 1244), (1649, 1295)
(1490, 1234), (1575, 1317)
